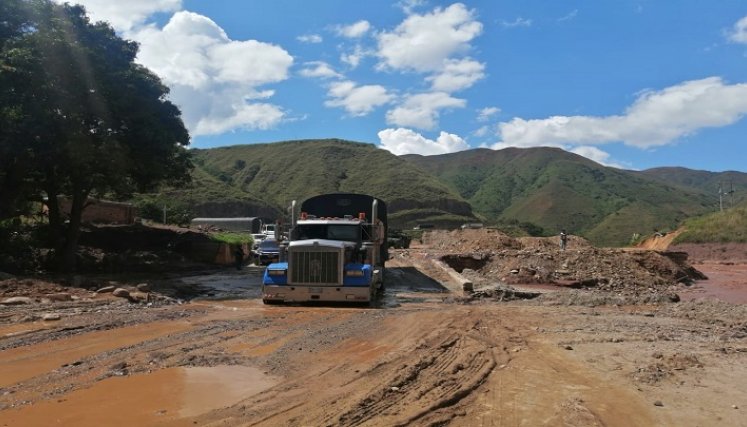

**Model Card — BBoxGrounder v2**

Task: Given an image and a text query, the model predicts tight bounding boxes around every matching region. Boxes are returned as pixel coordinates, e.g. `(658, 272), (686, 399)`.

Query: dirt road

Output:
(1, 258), (746, 426)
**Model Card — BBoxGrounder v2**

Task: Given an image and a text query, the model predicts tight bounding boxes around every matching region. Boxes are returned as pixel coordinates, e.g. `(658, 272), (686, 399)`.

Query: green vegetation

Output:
(209, 232), (254, 245)
(189, 139), (475, 228)
(675, 203), (747, 243)
(1, 0), (191, 271)
(403, 147), (718, 246)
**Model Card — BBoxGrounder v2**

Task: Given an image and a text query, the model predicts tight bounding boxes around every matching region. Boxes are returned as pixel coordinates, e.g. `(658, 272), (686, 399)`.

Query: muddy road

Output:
(1, 257), (746, 426)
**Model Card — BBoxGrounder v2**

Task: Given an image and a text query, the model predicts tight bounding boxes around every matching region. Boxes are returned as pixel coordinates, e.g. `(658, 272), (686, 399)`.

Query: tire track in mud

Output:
(328, 314), (513, 427)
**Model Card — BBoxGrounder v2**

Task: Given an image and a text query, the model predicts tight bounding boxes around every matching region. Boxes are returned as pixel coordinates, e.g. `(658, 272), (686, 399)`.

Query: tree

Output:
(0, 0), (192, 271)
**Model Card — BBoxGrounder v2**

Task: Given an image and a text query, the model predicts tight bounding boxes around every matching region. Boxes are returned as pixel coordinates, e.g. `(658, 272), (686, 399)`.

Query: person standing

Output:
(559, 229), (568, 250)
(234, 245), (245, 270)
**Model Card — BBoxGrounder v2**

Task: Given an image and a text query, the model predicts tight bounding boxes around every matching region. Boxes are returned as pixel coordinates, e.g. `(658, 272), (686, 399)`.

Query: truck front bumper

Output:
(262, 284), (371, 303)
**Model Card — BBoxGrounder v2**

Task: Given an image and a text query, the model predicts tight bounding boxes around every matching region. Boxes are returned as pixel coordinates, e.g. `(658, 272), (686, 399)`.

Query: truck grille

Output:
(290, 251), (340, 285)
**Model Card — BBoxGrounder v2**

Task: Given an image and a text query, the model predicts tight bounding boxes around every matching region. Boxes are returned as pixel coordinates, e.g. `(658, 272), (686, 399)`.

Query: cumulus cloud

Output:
(325, 81), (394, 116)
(337, 20), (371, 38)
(53, 0), (182, 32)
(496, 77), (747, 148)
(729, 16), (747, 44)
(477, 106), (501, 122)
(378, 128), (470, 155)
(386, 92), (466, 130)
(426, 58), (485, 92)
(134, 12), (293, 135)
(299, 61), (341, 79)
(376, 3), (482, 72)
(297, 34), (323, 43)
(52, 2), (294, 137)
(473, 125), (491, 137)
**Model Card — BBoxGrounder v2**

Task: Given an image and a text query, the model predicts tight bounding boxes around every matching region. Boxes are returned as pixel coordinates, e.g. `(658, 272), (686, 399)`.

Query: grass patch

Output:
(209, 232), (255, 245)
(675, 205), (747, 243)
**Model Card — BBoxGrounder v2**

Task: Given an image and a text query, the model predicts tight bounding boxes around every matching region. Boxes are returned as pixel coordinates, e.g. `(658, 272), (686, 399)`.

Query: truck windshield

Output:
(296, 224), (360, 242)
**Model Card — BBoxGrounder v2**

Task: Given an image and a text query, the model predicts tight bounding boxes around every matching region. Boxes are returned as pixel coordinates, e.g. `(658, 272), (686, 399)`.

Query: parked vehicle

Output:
(262, 193), (387, 305)
(254, 238), (280, 265)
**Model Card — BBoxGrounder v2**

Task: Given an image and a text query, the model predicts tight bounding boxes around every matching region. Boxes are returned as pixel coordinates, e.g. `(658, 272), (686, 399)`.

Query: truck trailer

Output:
(261, 193), (387, 304)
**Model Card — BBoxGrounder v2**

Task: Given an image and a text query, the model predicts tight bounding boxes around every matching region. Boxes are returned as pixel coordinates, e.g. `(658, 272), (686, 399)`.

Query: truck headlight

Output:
(268, 269), (287, 276)
(345, 270), (364, 277)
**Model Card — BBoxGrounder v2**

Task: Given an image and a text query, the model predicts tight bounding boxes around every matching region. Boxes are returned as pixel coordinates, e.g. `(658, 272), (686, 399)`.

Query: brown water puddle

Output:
(0, 365), (277, 426)
(0, 320), (193, 387)
(680, 263), (747, 304)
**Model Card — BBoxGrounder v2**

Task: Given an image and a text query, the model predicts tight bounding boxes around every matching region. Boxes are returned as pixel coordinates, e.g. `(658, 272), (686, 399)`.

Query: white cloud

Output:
(337, 20), (371, 38)
(341, 45), (372, 68)
(500, 17), (532, 28)
(297, 34), (323, 43)
(325, 81), (394, 116)
(386, 92), (466, 130)
(378, 128), (470, 155)
(569, 146), (624, 169)
(377, 3), (482, 72)
(134, 11), (293, 135)
(558, 10), (578, 22)
(396, 0), (426, 14)
(729, 16), (747, 44)
(299, 61), (341, 79)
(427, 58), (485, 92)
(477, 107), (501, 122)
(53, 0), (182, 32)
(473, 125), (491, 137)
(52, 2), (294, 137)
(496, 77), (747, 148)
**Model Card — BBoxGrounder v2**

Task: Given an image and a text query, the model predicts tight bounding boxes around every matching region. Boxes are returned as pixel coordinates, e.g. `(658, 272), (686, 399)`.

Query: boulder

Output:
(129, 291), (149, 302)
(42, 313), (62, 321)
(112, 288), (130, 299)
(46, 293), (72, 302)
(136, 283), (150, 292)
(1, 296), (33, 305)
(96, 285), (116, 293)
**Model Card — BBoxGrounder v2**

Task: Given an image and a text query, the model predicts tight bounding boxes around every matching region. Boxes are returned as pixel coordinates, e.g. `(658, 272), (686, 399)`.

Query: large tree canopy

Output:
(0, 0), (192, 270)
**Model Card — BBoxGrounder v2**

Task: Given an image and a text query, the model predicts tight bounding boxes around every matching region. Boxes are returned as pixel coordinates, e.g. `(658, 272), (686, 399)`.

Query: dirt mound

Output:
(418, 229), (703, 299)
(635, 228), (684, 251)
(420, 229), (591, 252)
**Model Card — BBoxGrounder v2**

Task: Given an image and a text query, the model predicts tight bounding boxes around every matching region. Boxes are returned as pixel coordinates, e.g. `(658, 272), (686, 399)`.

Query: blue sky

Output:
(56, 1), (747, 171)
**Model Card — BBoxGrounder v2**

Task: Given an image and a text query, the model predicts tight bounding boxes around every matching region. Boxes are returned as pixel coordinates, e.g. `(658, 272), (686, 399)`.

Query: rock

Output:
(510, 269), (519, 274)
(42, 313), (62, 321)
(112, 288), (130, 298)
(462, 282), (474, 292)
(46, 293), (72, 302)
(129, 291), (149, 302)
(136, 283), (150, 292)
(733, 405), (739, 409)
(1, 296), (33, 305)
(96, 286), (116, 293)
(390, 386), (400, 392)
(564, 345), (574, 351)
(653, 400), (663, 407)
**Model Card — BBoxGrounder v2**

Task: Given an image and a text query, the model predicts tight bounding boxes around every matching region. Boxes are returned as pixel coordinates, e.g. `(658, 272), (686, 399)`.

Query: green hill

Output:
(637, 167), (747, 207)
(674, 199), (747, 243)
(402, 147), (716, 246)
(190, 139), (476, 227)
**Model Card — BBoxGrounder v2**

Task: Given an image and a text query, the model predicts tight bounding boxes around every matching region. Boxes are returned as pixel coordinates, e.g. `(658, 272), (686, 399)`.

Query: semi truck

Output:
(261, 193), (387, 304)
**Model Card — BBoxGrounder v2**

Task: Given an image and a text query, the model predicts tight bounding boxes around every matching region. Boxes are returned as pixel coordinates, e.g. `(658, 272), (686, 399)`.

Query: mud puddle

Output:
(178, 267), (265, 301)
(0, 365), (277, 426)
(680, 263), (747, 304)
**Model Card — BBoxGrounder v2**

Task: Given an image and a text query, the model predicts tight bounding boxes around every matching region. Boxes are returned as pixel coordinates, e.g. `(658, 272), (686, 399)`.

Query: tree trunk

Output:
(58, 188), (88, 273)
